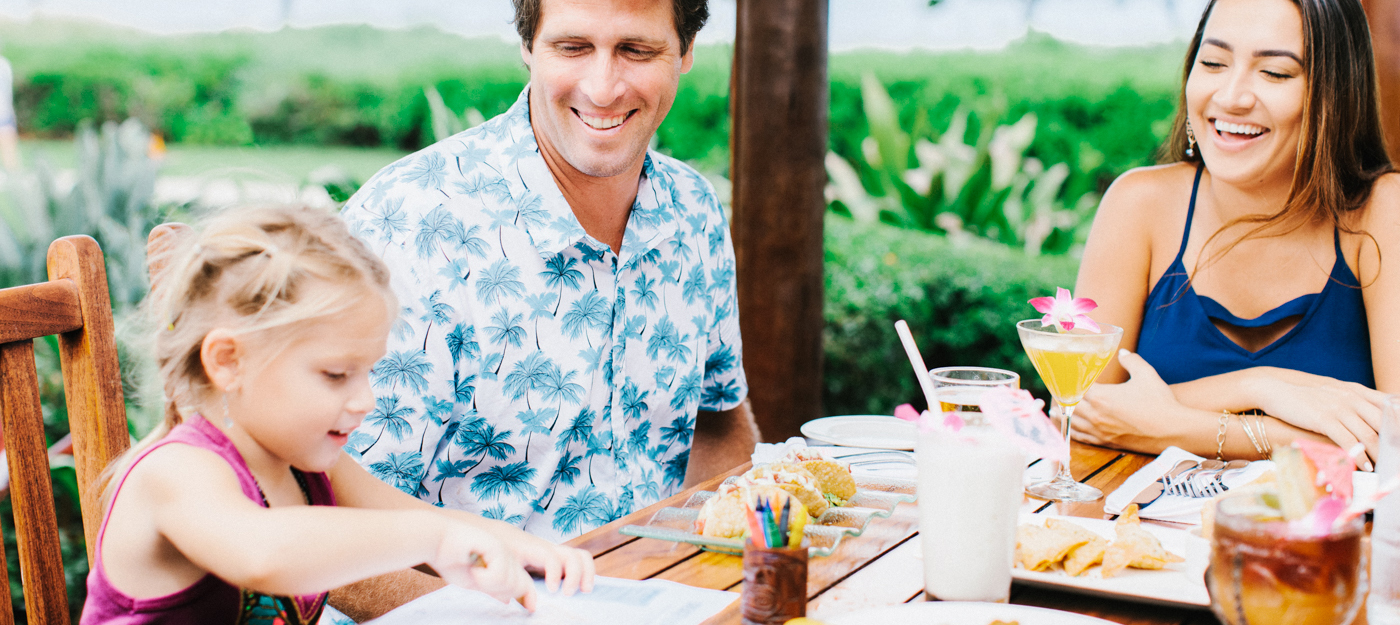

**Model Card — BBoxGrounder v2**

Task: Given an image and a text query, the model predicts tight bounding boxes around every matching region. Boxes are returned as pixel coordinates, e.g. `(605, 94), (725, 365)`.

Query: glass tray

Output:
(619, 474), (916, 557)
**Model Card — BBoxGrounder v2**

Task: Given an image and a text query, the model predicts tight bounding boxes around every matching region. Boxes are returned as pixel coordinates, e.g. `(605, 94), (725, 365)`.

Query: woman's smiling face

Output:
(1186, 0), (1307, 188)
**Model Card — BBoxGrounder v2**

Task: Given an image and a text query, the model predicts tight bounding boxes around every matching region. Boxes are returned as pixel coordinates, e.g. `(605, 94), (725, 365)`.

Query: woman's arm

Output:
(1360, 174), (1400, 395)
(1076, 352), (1335, 459)
(140, 445), (530, 601)
(1073, 166), (1178, 384)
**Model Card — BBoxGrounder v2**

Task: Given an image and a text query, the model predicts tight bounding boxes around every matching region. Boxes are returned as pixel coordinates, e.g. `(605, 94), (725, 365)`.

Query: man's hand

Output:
(684, 399), (759, 488)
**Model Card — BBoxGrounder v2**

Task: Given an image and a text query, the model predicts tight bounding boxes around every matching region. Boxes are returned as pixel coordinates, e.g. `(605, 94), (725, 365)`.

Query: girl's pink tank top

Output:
(80, 416), (335, 625)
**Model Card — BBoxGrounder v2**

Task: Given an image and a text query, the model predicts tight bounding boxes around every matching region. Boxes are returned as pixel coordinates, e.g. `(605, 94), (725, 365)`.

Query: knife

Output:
(1131, 459), (1198, 507)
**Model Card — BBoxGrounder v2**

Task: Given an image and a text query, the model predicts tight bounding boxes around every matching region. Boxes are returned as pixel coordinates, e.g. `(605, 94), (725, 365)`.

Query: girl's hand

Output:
(484, 523), (595, 596)
(1073, 350), (1181, 453)
(433, 521), (536, 611)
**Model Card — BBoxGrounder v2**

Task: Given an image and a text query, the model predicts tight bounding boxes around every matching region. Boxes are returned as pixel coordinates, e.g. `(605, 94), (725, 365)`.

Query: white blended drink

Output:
(917, 423), (1026, 602)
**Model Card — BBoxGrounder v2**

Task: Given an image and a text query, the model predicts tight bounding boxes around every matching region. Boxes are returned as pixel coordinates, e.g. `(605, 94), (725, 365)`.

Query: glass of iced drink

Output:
(930, 367), (1020, 418)
(1207, 490), (1367, 625)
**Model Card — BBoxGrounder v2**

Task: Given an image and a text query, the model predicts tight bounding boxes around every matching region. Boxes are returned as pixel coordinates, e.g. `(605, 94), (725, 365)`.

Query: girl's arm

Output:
(140, 444), (532, 601)
(327, 453), (595, 594)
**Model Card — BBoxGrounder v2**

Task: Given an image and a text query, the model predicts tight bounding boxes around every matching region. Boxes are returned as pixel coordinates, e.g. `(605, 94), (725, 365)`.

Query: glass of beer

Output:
(929, 367), (1020, 416)
(1207, 490), (1367, 625)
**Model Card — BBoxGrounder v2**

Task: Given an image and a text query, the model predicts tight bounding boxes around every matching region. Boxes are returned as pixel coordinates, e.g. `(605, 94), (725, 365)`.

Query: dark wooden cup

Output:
(741, 540), (808, 625)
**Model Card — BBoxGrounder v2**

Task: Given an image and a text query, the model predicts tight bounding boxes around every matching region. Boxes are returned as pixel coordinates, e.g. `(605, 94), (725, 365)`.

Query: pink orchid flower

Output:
(1029, 287), (1100, 333)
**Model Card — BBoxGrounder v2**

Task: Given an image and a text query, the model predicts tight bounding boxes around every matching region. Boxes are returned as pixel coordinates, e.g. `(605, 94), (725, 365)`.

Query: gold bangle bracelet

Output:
(1217, 410), (1231, 461)
(1254, 414), (1272, 459)
(1239, 415), (1266, 460)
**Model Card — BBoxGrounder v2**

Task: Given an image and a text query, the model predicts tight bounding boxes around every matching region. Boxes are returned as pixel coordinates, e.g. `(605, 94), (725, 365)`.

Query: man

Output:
(342, 0), (754, 543)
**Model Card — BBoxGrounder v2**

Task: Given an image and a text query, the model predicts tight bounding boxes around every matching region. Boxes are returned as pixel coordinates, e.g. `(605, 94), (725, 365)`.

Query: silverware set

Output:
(1132, 459), (1251, 506)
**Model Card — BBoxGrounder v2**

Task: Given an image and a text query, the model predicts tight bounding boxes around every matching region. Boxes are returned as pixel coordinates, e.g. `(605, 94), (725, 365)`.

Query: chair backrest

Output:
(0, 235), (129, 625)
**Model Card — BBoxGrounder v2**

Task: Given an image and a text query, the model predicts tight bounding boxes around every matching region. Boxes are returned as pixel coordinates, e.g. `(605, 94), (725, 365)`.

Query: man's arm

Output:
(682, 399), (759, 488)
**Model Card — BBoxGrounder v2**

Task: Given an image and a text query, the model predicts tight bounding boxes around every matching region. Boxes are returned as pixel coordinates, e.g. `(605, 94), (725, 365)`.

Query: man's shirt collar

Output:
(502, 87), (680, 265)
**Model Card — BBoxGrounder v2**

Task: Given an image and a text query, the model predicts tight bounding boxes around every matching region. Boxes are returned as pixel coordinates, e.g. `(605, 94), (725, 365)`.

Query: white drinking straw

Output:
(894, 320), (941, 413)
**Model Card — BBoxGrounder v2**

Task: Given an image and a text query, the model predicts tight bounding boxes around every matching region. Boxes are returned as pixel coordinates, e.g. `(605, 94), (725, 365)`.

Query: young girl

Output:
(81, 205), (594, 624)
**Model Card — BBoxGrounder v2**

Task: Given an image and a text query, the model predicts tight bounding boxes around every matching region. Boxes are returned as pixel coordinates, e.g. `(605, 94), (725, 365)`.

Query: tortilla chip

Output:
(1063, 537), (1108, 577)
(1016, 523), (1090, 571)
(1101, 505), (1185, 578)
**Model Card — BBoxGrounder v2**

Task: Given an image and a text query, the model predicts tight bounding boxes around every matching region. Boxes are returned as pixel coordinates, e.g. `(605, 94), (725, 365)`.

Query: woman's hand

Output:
(1248, 368), (1384, 469)
(1072, 350), (1182, 453)
(432, 520), (536, 610)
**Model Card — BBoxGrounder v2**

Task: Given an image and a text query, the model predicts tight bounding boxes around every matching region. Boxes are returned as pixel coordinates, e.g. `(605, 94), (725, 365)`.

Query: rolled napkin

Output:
(751, 436), (811, 466)
(1104, 447), (1273, 525)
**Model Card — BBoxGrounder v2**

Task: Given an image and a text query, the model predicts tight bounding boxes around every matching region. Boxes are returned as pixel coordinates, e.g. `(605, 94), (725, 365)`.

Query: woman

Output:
(1072, 0), (1398, 467)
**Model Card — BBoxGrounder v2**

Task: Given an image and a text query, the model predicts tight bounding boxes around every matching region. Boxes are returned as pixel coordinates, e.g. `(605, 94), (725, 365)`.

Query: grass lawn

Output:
(20, 139), (409, 184)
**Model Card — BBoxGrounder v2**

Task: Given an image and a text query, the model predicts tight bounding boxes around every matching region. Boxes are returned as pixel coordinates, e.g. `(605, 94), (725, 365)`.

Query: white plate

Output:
(801, 415), (918, 450)
(1013, 513), (1211, 608)
(823, 601), (1118, 625)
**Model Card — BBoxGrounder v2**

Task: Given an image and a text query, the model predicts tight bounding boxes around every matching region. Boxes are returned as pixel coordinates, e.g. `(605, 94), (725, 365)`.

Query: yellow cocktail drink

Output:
(1015, 319), (1123, 503)
(1021, 340), (1115, 407)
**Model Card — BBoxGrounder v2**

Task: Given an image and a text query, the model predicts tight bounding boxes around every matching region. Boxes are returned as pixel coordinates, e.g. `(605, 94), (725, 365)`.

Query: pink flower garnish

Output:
(1294, 439), (1356, 502)
(1029, 287), (1100, 333)
(894, 404), (921, 423)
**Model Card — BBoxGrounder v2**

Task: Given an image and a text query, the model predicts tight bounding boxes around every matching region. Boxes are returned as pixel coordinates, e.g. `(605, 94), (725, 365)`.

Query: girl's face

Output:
(229, 293), (392, 473)
(1185, 0), (1307, 188)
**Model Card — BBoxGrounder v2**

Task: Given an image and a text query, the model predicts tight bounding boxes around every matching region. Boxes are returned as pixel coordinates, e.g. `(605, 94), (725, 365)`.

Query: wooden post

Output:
(730, 0), (829, 441)
(1367, 0), (1400, 165)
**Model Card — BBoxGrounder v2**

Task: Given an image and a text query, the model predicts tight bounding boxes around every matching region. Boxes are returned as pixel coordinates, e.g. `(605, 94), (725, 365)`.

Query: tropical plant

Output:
(424, 85), (486, 143)
(826, 74), (1098, 256)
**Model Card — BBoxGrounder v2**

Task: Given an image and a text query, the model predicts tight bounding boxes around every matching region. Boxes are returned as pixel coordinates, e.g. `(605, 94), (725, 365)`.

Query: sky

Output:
(0, 0), (1211, 50)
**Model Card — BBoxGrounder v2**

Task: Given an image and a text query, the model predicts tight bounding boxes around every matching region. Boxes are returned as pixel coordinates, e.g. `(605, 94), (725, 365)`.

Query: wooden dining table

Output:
(563, 441), (1225, 625)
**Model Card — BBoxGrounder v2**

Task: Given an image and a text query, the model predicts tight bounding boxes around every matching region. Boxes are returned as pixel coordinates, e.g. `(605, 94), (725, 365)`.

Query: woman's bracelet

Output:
(1239, 413), (1267, 459)
(1217, 410), (1231, 461)
(1253, 414), (1272, 459)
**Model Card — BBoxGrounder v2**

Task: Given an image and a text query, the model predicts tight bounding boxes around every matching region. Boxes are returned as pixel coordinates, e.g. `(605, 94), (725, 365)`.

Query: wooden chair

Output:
(0, 235), (129, 624)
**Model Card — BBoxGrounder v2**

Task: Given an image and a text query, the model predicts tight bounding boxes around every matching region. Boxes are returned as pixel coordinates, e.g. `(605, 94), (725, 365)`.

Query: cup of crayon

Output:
(741, 496), (808, 625)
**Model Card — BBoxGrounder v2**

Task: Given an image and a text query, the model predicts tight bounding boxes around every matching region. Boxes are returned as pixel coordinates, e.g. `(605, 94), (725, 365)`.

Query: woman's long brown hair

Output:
(1159, 0), (1393, 275)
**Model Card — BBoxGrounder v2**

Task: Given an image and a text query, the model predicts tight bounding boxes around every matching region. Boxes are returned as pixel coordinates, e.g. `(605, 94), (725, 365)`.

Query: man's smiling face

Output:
(523, 0), (694, 179)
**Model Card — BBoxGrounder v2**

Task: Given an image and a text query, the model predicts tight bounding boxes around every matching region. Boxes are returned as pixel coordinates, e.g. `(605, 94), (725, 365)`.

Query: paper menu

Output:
(364, 576), (738, 625)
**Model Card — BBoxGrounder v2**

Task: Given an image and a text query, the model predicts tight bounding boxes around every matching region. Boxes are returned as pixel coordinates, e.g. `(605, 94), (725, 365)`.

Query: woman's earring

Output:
(1185, 123), (1197, 158)
(222, 393), (233, 428)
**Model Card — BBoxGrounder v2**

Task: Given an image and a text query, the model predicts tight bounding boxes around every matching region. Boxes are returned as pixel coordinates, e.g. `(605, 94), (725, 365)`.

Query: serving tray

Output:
(619, 474), (917, 557)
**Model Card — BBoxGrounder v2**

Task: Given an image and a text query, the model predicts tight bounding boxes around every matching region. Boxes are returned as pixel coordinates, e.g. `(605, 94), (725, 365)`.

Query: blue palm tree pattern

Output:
(341, 88), (747, 541)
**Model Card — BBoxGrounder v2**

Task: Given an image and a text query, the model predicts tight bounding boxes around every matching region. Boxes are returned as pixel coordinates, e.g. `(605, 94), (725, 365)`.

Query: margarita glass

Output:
(1015, 319), (1122, 502)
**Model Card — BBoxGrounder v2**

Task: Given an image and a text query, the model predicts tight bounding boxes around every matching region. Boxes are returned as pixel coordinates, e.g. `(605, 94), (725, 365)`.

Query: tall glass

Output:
(930, 366), (1020, 416)
(1208, 490), (1367, 625)
(1015, 319), (1122, 502)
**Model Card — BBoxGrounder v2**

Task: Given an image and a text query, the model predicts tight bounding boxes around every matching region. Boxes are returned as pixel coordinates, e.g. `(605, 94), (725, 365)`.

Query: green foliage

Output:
(828, 74), (1097, 255)
(823, 216), (1079, 415)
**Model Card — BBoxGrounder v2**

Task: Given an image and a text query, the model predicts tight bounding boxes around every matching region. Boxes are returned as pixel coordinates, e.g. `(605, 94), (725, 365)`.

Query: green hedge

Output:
(823, 216), (1079, 416)
(2, 23), (1183, 190)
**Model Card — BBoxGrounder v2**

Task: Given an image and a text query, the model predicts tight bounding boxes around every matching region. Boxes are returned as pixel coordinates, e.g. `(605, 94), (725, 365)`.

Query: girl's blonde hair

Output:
(106, 205), (394, 500)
